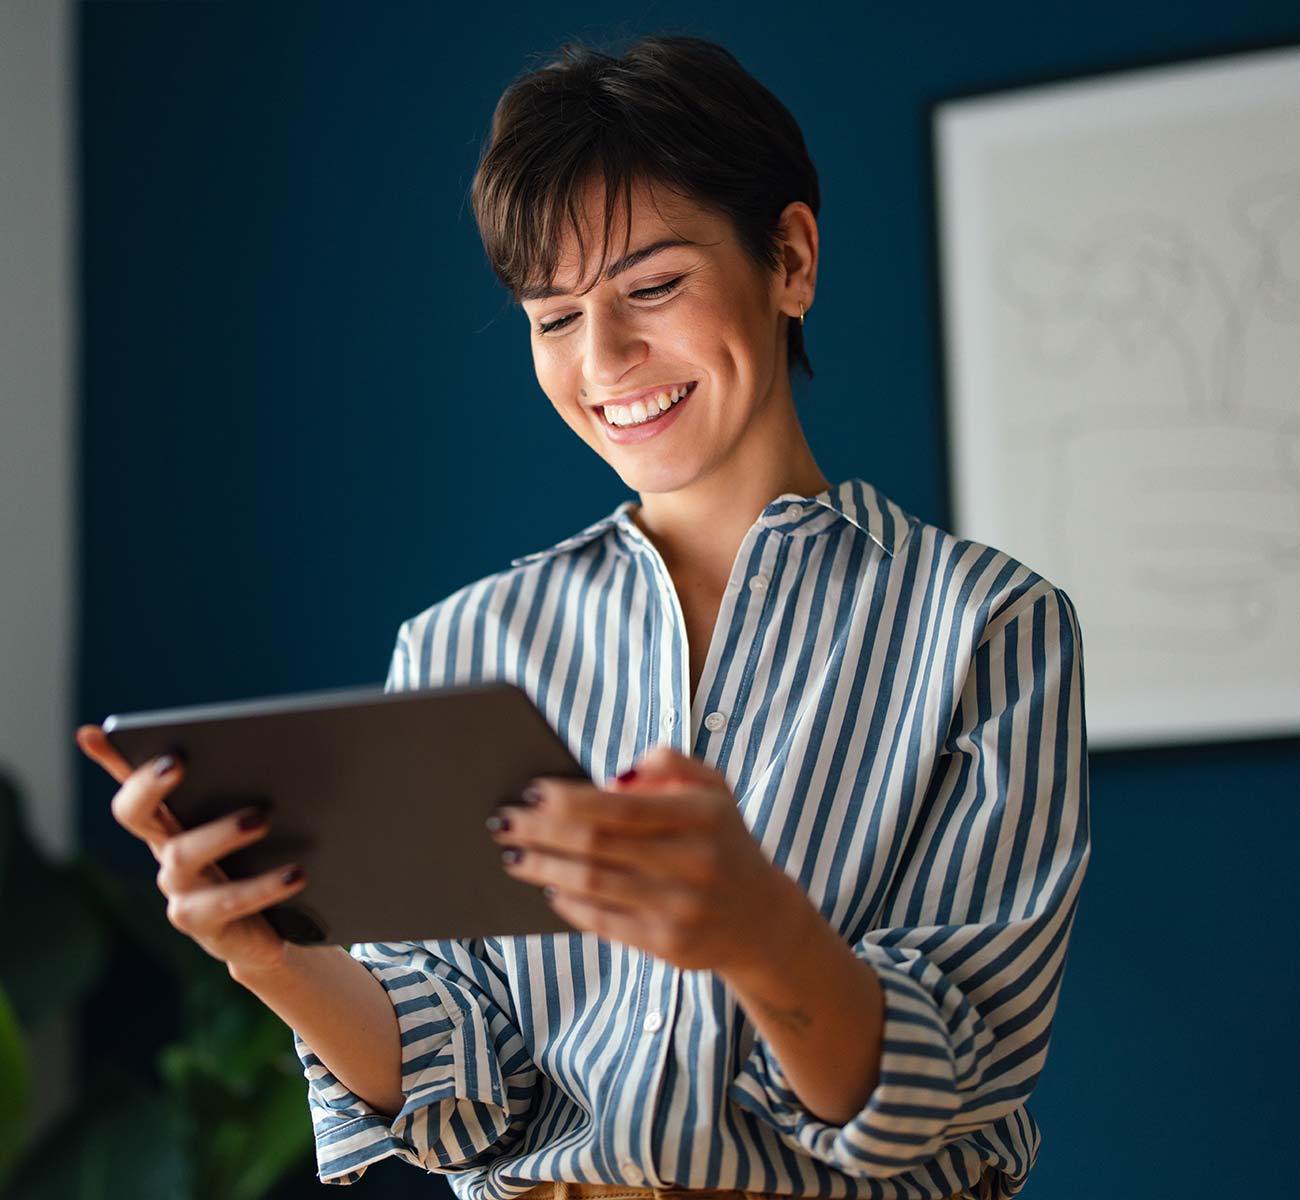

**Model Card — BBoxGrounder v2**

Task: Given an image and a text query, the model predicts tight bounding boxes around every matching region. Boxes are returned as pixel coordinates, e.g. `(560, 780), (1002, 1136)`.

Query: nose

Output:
(581, 309), (650, 391)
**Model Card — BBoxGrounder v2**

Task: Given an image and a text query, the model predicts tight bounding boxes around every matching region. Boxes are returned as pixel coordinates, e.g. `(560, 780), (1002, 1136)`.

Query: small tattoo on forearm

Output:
(756, 999), (813, 1034)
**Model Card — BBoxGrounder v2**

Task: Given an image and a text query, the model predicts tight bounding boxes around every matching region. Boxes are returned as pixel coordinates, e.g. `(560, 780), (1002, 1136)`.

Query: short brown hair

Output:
(469, 33), (820, 381)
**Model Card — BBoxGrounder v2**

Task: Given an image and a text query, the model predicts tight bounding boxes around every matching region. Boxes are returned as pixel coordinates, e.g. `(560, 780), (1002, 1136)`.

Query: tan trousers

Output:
(515, 1171), (995, 1200)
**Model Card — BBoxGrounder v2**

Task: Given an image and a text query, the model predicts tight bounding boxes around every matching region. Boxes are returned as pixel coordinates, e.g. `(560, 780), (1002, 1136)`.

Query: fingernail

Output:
(238, 808), (269, 831)
(542, 886), (556, 899)
(282, 865), (304, 885)
(521, 785), (542, 806)
(485, 812), (511, 833)
(616, 768), (637, 783)
(153, 754), (178, 777)
(501, 847), (523, 865)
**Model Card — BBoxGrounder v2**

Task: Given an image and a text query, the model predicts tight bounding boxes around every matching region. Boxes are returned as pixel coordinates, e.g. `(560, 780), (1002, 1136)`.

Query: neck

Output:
(628, 389), (830, 588)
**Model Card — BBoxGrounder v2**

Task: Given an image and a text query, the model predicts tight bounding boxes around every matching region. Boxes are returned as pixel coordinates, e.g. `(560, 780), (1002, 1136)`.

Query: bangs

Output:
(478, 144), (693, 304)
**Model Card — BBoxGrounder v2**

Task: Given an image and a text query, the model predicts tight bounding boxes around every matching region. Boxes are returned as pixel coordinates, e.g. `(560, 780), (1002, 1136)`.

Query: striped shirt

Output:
(291, 477), (1091, 1199)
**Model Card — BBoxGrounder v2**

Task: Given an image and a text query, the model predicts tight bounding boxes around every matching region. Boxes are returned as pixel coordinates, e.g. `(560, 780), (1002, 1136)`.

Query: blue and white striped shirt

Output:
(291, 477), (1090, 1199)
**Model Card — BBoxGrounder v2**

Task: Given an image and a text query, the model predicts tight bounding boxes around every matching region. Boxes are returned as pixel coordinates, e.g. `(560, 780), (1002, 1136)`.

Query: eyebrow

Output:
(518, 237), (699, 301)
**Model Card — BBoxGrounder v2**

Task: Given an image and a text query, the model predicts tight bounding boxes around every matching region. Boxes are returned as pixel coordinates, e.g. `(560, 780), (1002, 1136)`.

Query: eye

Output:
(535, 276), (685, 336)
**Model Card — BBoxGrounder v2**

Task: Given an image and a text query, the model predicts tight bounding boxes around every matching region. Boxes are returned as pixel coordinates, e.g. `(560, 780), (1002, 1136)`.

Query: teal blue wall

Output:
(77, 3), (1300, 1196)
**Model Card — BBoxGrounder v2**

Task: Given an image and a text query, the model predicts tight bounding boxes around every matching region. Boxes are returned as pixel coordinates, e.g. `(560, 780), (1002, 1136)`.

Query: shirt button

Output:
(661, 708), (677, 730)
(622, 1163), (645, 1185)
(704, 711), (727, 732)
(748, 574), (769, 593)
(784, 504), (804, 519)
(643, 1011), (663, 1033)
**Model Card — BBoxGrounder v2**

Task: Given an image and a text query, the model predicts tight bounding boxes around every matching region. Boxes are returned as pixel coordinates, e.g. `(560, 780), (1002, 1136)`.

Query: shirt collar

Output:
(509, 503), (638, 568)
(509, 477), (903, 568)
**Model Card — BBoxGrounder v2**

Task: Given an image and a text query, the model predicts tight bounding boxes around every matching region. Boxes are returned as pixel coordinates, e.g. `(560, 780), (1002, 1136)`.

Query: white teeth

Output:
(604, 383), (692, 427)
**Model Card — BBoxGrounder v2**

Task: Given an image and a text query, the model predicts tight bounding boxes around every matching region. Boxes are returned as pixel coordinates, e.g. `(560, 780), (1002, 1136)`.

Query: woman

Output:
(76, 33), (1089, 1200)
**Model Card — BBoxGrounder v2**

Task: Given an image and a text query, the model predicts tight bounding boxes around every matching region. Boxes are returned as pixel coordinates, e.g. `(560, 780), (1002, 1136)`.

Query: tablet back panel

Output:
(103, 682), (585, 944)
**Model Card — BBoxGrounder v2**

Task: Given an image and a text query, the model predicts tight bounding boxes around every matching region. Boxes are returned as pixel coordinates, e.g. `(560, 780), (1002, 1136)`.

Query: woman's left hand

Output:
(488, 745), (792, 973)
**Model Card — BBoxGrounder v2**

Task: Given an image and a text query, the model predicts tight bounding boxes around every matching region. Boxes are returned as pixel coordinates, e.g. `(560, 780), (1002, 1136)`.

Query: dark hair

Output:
(469, 34), (820, 381)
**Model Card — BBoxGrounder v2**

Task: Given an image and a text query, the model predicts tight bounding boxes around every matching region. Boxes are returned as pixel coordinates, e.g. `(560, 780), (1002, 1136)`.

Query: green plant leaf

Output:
(0, 772), (312, 1200)
(2, 1064), (192, 1200)
(0, 773), (112, 1025)
(0, 858), (110, 1026)
(156, 994), (314, 1198)
(0, 982), (31, 1191)
(218, 1067), (314, 1200)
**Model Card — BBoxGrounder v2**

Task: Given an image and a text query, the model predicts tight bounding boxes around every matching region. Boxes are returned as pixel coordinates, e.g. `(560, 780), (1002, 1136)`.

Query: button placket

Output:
(636, 964), (680, 1193)
(693, 533), (786, 763)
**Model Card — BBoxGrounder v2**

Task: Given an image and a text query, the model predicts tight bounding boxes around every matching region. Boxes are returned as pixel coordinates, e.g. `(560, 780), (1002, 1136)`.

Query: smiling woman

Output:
(263, 31), (1090, 1200)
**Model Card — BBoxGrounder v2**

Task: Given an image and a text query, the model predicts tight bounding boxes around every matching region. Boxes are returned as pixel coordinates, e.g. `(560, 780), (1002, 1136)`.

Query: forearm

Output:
(720, 868), (884, 1125)
(230, 942), (405, 1119)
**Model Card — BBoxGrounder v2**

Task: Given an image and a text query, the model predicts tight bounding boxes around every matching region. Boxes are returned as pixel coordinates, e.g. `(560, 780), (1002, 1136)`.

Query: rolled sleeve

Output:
(728, 585), (1091, 1180)
(293, 938), (539, 1185)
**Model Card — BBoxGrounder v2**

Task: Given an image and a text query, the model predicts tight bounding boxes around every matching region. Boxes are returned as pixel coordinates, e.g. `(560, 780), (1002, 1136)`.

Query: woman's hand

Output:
(74, 724), (309, 976)
(487, 745), (789, 973)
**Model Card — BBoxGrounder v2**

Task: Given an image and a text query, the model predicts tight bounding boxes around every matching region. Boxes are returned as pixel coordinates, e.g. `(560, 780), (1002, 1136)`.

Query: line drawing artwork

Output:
(992, 172), (1300, 655)
(937, 47), (1300, 747)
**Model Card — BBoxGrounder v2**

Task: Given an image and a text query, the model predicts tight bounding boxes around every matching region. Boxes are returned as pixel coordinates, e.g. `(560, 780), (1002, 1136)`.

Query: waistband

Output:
(514, 1178), (990, 1200)
(517, 1187), (786, 1200)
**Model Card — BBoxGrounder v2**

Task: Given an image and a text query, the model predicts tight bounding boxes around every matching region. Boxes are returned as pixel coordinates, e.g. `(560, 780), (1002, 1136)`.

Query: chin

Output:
(618, 459), (703, 495)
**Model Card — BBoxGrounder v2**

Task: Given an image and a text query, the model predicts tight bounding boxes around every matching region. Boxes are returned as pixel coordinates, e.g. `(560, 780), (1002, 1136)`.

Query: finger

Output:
(75, 724), (134, 785)
(495, 818), (703, 881)
(503, 843), (679, 911)
(614, 745), (730, 792)
(111, 753), (189, 852)
(543, 887), (641, 943)
(527, 778), (720, 833)
(157, 804), (271, 895)
(166, 861), (307, 935)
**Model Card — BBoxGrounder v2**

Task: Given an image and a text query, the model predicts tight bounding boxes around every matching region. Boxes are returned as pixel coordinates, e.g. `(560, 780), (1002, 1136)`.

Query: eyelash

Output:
(535, 276), (685, 336)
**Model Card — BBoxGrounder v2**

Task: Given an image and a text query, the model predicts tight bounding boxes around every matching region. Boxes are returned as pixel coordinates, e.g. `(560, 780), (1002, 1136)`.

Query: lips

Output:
(592, 379), (696, 410)
(602, 380), (696, 427)
(596, 378), (698, 443)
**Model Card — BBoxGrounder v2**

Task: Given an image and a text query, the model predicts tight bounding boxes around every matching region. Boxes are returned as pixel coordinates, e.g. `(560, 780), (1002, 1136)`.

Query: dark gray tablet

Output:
(101, 681), (587, 945)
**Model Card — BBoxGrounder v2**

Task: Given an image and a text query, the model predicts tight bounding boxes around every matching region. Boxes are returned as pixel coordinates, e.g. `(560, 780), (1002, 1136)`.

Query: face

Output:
(519, 175), (810, 496)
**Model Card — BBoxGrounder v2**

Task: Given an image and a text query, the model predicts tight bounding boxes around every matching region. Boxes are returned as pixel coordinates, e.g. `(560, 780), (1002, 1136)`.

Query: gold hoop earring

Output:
(798, 302), (805, 326)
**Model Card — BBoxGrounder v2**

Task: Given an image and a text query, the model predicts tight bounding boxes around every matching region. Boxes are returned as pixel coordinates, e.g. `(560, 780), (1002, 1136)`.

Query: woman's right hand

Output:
(74, 724), (309, 976)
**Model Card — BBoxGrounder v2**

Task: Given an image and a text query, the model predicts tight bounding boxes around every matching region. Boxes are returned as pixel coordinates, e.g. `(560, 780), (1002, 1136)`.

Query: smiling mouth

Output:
(600, 380), (697, 427)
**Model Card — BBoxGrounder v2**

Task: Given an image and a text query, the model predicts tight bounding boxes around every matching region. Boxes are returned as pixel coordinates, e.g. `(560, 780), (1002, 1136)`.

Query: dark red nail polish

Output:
(238, 808), (268, 831)
(282, 865), (304, 885)
(616, 768), (638, 783)
(521, 786), (542, 806)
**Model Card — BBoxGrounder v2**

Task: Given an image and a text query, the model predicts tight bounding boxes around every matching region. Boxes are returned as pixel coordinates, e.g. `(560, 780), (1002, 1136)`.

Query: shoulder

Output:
(391, 560), (533, 651)
(877, 483), (1082, 643)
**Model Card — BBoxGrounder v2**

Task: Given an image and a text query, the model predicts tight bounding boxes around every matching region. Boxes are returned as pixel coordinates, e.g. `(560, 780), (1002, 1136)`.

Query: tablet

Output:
(102, 681), (588, 945)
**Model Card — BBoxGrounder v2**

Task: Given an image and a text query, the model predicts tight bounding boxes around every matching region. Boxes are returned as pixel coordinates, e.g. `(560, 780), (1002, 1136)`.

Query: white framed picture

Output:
(934, 44), (1300, 750)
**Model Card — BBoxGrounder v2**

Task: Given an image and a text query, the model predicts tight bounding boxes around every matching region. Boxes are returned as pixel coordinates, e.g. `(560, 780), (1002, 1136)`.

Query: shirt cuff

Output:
(293, 949), (512, 1185)
(726, 943), (966, 1179)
